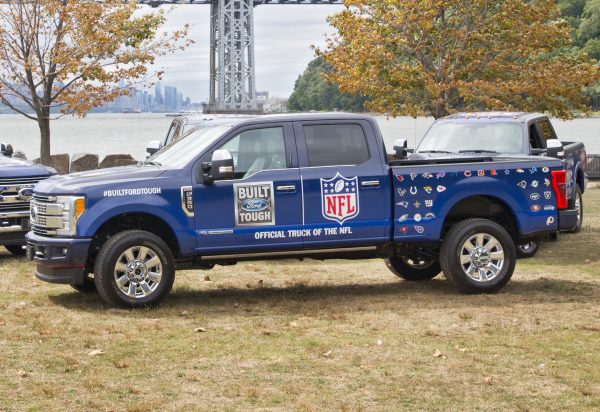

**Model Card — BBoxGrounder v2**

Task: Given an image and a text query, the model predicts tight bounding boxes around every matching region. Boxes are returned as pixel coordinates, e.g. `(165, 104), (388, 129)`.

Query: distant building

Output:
(256, 91), (269, 101)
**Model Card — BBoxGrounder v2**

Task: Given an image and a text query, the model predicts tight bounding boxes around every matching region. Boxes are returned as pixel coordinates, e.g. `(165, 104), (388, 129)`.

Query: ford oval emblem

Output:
(241, 198), (268, 212)
(18, 187), (34, 200)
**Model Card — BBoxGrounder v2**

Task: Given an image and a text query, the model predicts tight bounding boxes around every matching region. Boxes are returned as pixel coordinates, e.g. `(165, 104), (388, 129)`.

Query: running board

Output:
(199, 246), (378, 262)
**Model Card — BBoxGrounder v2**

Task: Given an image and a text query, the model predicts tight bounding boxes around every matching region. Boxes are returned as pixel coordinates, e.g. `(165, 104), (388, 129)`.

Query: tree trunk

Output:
(38, 117), (52, 166)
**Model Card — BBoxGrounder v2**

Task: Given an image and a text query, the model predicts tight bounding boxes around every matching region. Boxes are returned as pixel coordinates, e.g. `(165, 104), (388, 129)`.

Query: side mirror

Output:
(146, 140), (162, 156)
(546, 139), (564, 159)
(202, 149), (234, 184)
(393, 139), (408, 159)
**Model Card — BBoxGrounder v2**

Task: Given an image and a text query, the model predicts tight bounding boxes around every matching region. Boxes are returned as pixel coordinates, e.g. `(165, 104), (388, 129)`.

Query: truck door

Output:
(294, 120), (390, 248)
(193, 123), (303, 254)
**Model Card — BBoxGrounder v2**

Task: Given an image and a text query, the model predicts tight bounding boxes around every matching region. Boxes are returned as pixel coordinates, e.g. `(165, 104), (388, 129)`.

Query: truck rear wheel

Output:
(385, 256), (441, 281)
(94, 230), (175, 308)
(516, 240), (539, 259)
(569, 186), (583, 233)
(5, 244), (25, 256)
(440, 218), (516, 294)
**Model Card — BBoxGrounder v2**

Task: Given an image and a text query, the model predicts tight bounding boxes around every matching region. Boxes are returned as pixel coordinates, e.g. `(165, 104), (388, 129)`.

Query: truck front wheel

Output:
(94, 230), (175, 308)
(440, 218), (516, 294)
(385, 256), (441, 281)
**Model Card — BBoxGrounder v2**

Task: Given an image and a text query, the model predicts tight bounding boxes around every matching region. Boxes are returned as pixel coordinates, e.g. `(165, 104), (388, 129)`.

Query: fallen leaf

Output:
(261, 329), (272, 336)
(16, 369), (27, 377)
(454, 345), (468, 352)
(88, 349), (104, 357)
(289, 321), (298, 328)
(432, 350), (446, 359)
(258, 279), (264, 286)
(376, 339), (383, 346)
(194, 327), (206, 333)
(180, 311), (190, 317)
(484, 375), (496, 384)
(538, 363), (546, 369)
(204, 275), (211, 281)
(323, 350), (332, 357)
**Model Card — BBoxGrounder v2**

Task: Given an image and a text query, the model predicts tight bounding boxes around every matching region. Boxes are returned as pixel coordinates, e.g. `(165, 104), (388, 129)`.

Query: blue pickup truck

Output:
(26, 114), (578, 307)
(410, 112), (587, 257)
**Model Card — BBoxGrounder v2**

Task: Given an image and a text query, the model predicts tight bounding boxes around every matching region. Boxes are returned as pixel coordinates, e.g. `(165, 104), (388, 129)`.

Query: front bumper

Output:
(558, 208), (579, 232)
(25, 231), (92, 285)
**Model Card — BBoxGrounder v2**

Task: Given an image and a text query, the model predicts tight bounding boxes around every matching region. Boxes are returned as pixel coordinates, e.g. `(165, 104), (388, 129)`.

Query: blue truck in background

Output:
(26, 114), (578, 307)
(410, 112), (587, 257)
(0, 144), (53, 255)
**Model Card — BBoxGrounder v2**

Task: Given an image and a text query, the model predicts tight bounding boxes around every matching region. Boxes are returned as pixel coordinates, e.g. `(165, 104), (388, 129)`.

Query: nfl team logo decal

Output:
(321, 173), (359, 224)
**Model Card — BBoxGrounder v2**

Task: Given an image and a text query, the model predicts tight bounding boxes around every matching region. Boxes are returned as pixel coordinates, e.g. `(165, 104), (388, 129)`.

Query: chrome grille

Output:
(31, 193), (63, 236)
(0, 175), (46, 217)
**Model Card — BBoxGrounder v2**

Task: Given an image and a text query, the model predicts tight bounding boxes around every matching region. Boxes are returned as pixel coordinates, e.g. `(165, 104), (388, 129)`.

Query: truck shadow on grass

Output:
(48, 277), (600, 314)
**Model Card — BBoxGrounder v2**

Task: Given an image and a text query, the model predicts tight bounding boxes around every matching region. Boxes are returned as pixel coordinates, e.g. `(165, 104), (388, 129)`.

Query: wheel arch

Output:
(440, 195), (521, 240)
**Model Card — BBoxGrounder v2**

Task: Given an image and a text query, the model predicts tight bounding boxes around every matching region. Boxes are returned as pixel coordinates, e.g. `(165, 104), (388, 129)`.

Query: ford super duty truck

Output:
(26, 114), (578, 307)
(409, 112), (587, 257)
(0, 144), (53, 255)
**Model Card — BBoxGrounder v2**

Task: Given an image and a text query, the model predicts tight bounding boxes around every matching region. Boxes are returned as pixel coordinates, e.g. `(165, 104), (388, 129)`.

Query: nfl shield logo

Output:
(320, 173), (359, 224)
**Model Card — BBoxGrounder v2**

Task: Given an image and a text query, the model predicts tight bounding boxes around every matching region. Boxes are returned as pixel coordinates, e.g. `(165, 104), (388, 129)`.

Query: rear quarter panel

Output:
(563, 142), (586, 196)
(391, 158), (563, 242)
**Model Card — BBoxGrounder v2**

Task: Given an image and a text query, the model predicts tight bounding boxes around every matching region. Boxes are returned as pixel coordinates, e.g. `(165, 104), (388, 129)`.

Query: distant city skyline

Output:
(143, 5), (343, 102)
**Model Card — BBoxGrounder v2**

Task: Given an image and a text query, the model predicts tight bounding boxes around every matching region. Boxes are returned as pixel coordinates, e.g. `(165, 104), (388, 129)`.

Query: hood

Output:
(34, 164), (167, 194)
(0, 156), (53, 178)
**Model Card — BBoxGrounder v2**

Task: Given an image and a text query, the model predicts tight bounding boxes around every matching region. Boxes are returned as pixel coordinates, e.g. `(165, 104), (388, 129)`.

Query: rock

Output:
(70, 153), (99, 173)
(13, 151), (27, 160)
(99, 154), (138, 169)
(50, 154), (70, 175)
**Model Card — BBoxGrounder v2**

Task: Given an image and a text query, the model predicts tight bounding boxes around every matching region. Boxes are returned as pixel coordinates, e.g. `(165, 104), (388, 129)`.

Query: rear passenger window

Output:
(303, 124), (370, 167)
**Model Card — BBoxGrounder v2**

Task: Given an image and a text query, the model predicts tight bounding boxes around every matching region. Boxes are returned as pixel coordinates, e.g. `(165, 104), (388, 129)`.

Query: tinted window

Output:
(214, 127), (286, 179)
(537, 120), (556, 141)
(303, 124), (370, 167)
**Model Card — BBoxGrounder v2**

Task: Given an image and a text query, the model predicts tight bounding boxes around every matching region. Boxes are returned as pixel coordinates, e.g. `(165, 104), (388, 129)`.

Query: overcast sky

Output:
(149, 5), (344, 102)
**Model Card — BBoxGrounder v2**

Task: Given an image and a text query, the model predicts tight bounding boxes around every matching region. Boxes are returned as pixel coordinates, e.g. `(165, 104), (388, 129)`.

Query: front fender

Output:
(76, 195), (196, 255)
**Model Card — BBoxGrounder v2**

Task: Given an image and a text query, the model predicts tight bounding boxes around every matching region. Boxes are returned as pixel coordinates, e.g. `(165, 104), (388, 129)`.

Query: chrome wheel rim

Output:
(575, 193), (581, 223)
(519, 241), (535, 252)
(401, 256), (435, 269)
(460, 233), (504, 283)
(114, 246), (162, 299)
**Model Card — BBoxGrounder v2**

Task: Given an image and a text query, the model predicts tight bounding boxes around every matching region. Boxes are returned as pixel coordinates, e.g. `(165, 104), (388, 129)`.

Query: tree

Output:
(288, 57), (366, 112)
(319, 0), (600, 119)
(0, 0), (190, 165)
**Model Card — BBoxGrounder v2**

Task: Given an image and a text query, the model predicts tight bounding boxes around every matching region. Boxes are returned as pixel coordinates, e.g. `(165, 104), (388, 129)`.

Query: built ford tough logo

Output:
(234, 182), (275, 226)
(321, 173), (359, 225)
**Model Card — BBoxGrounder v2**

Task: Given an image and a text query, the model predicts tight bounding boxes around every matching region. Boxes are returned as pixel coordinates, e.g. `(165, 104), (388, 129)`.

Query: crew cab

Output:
(26, 114), (578, 307)
(0, 144), (54, 255)
(410, 112), (587, 257)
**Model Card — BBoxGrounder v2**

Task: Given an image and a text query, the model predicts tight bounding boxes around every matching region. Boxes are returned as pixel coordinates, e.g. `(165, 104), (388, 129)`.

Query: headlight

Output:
(56, 196), (86, 236)
(31, 195), (85, 237)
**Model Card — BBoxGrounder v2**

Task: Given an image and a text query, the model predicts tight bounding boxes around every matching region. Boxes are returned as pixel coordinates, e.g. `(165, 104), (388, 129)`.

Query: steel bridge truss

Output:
(137, 0), (343, 114)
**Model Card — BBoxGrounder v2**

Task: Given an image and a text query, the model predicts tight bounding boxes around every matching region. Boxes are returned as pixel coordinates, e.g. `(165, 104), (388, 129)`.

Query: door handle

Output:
(360, 180), (380, 188)
(276, 185), (296, 192)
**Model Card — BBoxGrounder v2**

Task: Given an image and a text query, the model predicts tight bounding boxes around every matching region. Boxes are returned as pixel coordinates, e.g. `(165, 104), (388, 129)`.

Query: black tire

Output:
(516, 240), (539, 259)
(94, 230), (175, 308)
(385, 256), (441, 281)
(5, 244), (25, 256)
(70, 275), (97, 294)
(569, 185), (583, 233)
(440, 218), (516, 294)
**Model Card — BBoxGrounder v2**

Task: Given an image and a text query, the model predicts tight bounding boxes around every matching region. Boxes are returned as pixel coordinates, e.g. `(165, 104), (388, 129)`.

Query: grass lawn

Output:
(1, 190), (599, 411)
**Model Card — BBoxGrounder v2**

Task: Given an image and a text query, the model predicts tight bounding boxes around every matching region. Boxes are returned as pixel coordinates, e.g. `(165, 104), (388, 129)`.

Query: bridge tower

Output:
(204, 0), (262, 114)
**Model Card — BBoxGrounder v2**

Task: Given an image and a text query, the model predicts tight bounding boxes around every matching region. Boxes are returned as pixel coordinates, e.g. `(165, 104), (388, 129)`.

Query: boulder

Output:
(70, 153), (99, 173)
(13, 151), (27, 160)
(99, 154), (138, 169)
(50, 154), (70, 175)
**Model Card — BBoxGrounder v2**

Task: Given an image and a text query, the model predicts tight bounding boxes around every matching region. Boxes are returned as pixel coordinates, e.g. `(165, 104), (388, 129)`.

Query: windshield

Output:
(148, 125), (231, 168)
(417, 122), (524, 154)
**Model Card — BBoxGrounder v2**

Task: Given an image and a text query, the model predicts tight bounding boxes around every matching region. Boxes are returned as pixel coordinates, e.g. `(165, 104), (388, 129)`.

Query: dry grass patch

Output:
(1, 190), (600, 410)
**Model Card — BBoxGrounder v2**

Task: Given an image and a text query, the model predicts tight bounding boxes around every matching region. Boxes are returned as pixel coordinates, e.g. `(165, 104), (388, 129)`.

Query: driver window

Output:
(215, 127), (286, 179)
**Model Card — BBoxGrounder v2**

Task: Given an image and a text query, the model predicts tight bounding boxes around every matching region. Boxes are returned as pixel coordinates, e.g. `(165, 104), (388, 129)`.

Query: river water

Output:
(0, 113), (597, 161)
